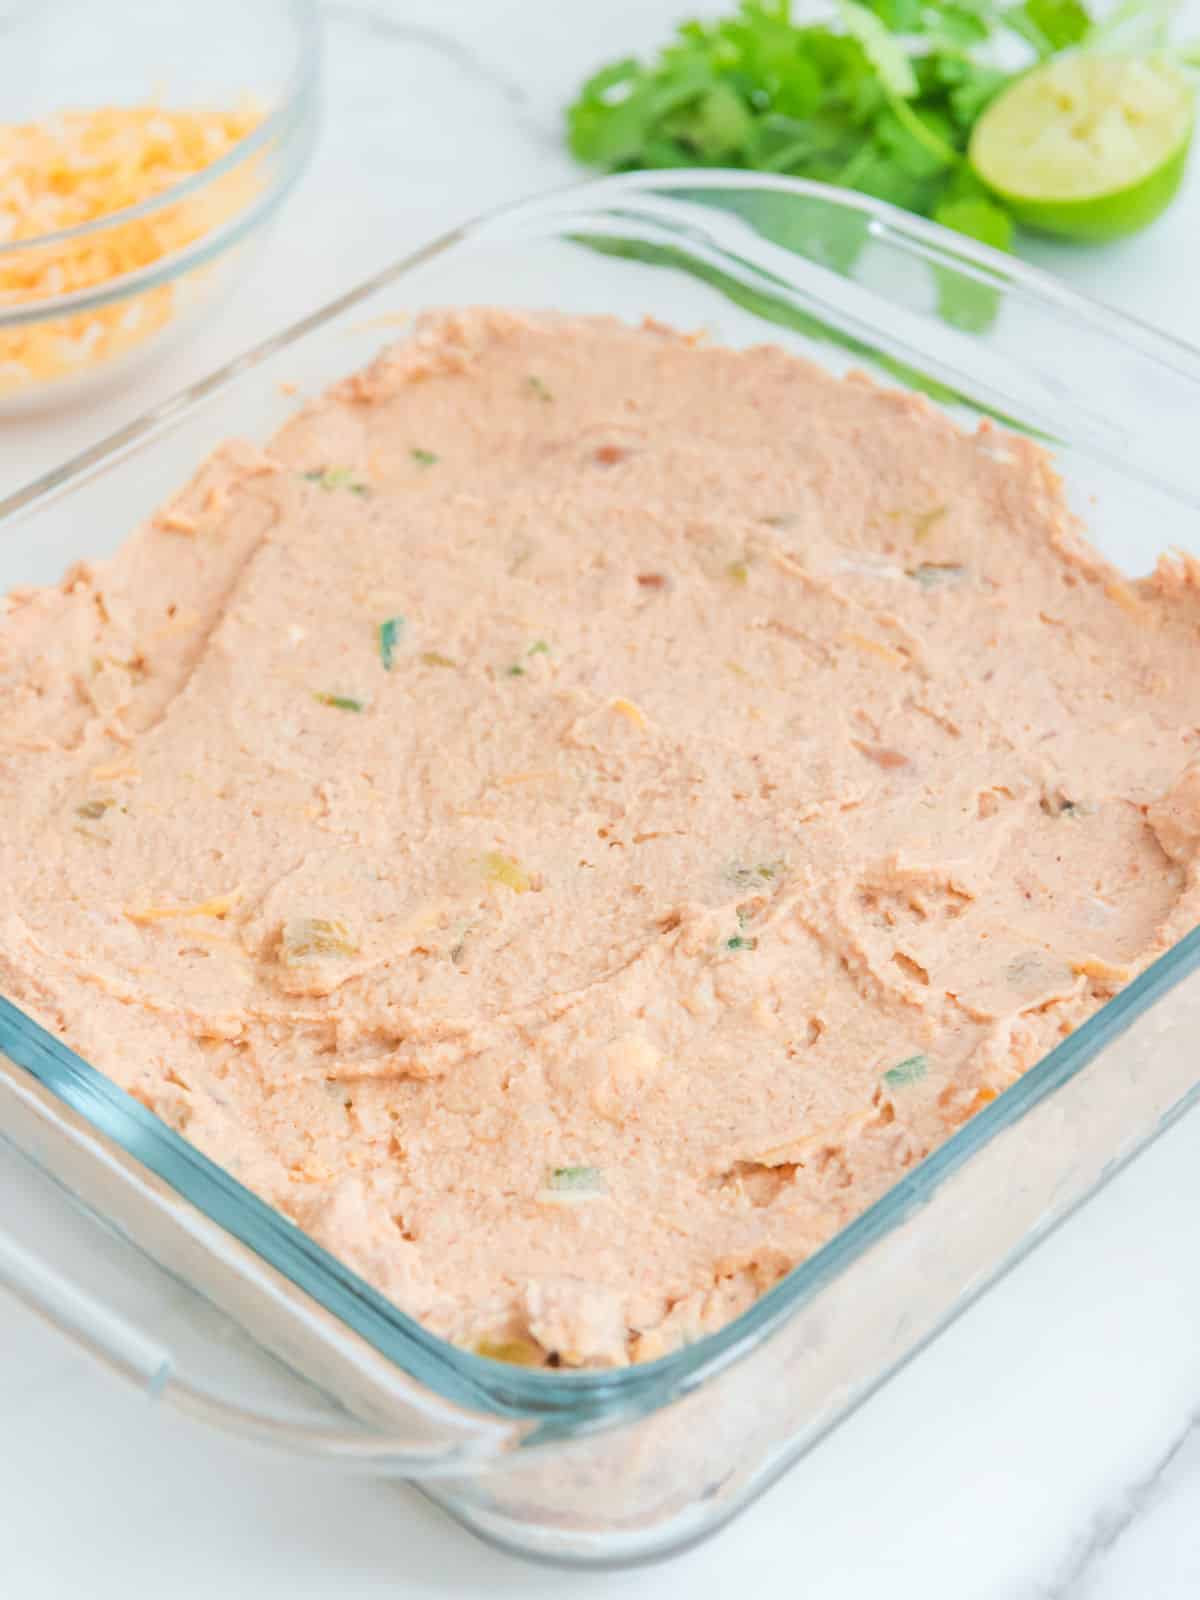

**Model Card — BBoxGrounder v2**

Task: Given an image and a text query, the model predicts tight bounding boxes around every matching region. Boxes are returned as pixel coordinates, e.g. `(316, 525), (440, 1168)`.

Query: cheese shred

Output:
(0, 103), (263, 392)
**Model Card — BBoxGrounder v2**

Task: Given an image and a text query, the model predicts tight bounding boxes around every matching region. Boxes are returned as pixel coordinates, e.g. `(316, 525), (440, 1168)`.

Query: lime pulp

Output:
(968, 54), (1194, 241)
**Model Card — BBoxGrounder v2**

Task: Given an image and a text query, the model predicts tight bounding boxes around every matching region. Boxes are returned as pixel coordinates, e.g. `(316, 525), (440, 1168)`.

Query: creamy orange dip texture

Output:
(4, 310), (1200, 1368)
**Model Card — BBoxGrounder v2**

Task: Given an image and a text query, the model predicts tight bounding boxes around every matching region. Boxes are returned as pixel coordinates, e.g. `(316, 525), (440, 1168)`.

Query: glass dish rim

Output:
(0, 0), (321, 322)
(3, 168), (1199, 1432)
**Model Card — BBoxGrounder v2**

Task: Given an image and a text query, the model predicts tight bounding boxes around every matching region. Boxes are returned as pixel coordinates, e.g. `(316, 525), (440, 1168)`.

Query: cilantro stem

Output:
(834, 141), (878, 188)
(886, 93), (963, 169)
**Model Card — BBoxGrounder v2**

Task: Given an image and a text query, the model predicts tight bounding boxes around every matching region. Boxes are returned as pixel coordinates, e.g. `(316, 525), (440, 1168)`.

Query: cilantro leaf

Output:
(875, 101), (959, 177)
(1013, 0), (1092, 50)
(927, 5), (993, 48)
(934, 194), (1014, 251)
(946, 62), (1012, 127)
(837, 0), (919, 95)
(930, 189), (1012, 331)
(866, 0), (925, 30)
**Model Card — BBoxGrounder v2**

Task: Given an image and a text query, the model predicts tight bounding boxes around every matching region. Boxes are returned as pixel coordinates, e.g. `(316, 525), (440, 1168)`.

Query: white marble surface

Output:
(3, 2), (1200, 1594)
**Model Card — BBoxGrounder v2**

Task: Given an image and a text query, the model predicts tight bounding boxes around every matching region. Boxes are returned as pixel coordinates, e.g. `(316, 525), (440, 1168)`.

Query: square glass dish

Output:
(3, 172), (1200, 1569)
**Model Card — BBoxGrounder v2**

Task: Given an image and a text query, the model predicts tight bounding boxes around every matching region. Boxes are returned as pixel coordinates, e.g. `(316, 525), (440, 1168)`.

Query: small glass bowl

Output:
(0, 0), (320, 413)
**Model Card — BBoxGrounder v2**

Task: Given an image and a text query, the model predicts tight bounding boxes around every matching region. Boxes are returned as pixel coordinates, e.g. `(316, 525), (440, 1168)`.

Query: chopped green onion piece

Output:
(725, 934), (758, 951)
(303, 466), (370, 495)
(883, 1053), (927, 1087)
(313, 692), (365, 712)
(378, 616), (404, 671)
(410, 448), (438, 467)
(729, 860), (783, 889)
(527, 640), (550, 656)
(526, 375), (554, 402)
(420, 650), (457, 669)
(907, 562), (966, 589)
(547, 1165), (606, 1192)
(506, 663), (526, 677)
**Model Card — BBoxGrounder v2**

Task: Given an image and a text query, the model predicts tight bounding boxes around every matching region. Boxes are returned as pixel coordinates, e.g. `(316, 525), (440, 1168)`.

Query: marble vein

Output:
(326, 3), (538, 122)
(1039, 1408), (1200, 1599)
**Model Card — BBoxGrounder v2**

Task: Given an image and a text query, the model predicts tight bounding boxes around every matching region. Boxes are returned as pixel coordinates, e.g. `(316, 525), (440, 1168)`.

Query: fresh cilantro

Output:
(564, 0), (1129, 278)
(935, 194), (1013, 251)
(837, 0), (918, 97)
(943, 61), (1011, 128)
(1007, 0), (1092, 54)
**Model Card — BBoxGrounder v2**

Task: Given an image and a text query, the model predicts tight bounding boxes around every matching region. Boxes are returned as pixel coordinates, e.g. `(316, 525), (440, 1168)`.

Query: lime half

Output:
(969, 54), (1194, 241)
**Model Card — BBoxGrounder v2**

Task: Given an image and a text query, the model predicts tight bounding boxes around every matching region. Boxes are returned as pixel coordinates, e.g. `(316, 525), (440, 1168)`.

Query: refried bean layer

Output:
(3, 309), (1200, 1368)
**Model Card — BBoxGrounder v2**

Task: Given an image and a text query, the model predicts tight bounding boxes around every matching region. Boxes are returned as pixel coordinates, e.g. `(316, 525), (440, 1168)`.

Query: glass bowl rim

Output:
(0, 0), (320, 306)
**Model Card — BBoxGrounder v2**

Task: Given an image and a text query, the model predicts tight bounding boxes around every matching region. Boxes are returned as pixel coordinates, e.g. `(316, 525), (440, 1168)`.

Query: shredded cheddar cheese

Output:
(1071, 954), (1133, 984)
(840, 631), (910, 668)
(1103, 577), (1144, 616)
(610, 696), (649, 729)
(156, 509), (199, 535)
(90, 760), (140, 783)
(0, 103), (262, 392)
(126, 890), (241, 925)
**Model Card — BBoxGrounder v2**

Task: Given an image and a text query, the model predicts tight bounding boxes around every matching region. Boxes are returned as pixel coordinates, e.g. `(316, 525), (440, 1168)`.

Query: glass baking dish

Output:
(3, 172), (1200, 1570)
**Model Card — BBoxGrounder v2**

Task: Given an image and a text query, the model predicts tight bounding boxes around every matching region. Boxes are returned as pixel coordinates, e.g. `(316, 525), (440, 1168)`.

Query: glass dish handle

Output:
(0, 1221), (521, 1474)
